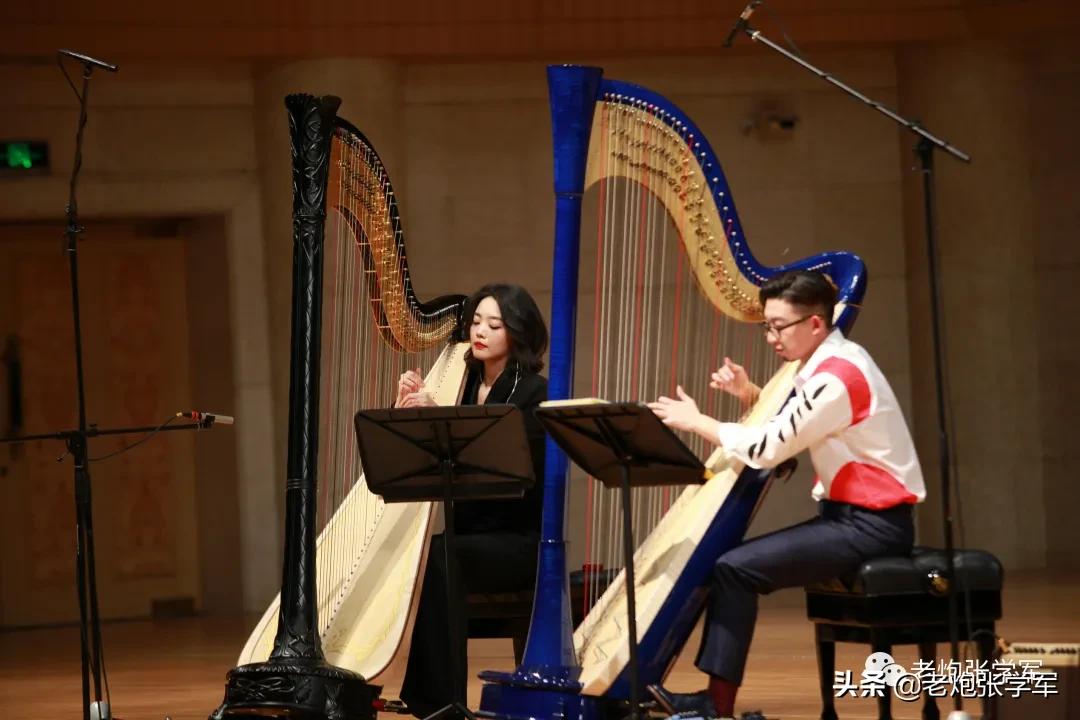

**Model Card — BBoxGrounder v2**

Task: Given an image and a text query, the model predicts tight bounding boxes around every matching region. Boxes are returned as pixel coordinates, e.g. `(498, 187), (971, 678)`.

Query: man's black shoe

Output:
(647, 685), (717, 717)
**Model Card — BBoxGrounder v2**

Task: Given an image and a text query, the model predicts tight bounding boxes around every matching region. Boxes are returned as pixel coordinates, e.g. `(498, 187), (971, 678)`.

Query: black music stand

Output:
(353, 405), (535, 720)
(534, 402), (706, 720)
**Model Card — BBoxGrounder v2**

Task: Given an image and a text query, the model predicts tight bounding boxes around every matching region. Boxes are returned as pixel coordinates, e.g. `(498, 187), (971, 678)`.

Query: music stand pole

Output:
(432, 420), (474, 720)
(535, 402), (706, 719)
(594, 419), (643, 720)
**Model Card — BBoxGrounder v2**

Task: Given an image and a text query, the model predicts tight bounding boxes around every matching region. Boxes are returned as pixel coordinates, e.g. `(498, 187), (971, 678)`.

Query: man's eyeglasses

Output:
(759, 314), (818, 337)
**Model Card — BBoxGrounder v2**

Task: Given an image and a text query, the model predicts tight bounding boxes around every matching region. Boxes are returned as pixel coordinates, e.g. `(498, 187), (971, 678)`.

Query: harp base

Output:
(477, 671), (618, 720)
(209, 659), (380, 720)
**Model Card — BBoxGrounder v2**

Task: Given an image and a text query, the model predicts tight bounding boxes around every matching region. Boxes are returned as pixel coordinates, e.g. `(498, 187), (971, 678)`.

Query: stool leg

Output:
(871, 636), (892, 720)
(815, 624), (839, 720)
(918, 641), (939, 720)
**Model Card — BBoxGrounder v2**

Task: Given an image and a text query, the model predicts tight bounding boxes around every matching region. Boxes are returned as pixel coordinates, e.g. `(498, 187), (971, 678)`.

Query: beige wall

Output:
(185, 216), (243, 614)
(898, 45), (1044, 569)
(1028, 46), (1080, 569)
(898, 43), (1080, 570)
(0, 62), (281, 613)
(2, 37), (1077, 619)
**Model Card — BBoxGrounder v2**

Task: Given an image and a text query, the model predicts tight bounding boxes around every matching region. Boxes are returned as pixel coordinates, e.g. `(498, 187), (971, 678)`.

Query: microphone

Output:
(722, 0), (762, 48)
(57, 49), (119, 73)
(177, 411), (235, 426)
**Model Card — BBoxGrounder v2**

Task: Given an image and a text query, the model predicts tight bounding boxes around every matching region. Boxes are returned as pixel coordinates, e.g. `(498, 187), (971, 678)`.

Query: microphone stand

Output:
(729, 21), (972, 718)
(0, 52), (229, 720)
(2, 419), (223, 446)
(68, 53), (102, 720)
(0, 415), (226, 720)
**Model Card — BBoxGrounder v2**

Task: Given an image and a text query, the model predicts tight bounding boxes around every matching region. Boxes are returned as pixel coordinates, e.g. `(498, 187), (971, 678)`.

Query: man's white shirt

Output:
(716, 329), (926, 510)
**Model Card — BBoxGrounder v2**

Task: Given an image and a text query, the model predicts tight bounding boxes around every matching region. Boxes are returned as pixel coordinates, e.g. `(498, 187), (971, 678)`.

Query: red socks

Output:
(707, 675), (739, 717)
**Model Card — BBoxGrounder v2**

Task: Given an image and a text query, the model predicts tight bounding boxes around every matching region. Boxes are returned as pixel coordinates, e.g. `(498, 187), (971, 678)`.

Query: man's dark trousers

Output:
(695, 500), (915, 683)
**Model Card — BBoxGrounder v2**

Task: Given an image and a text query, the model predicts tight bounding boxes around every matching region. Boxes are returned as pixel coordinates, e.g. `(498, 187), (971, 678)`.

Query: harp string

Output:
(311, 131), (451, 637)
(579, 100), (781, 615)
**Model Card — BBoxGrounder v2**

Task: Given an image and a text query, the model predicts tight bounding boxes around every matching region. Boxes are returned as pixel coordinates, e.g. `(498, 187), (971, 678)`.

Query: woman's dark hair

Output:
(759, 270), (837, 327)
(456, 283), (549, 373)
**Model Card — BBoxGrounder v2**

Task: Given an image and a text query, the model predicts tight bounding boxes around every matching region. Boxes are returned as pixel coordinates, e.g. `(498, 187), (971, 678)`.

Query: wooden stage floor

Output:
(3, 570), (1077, 719)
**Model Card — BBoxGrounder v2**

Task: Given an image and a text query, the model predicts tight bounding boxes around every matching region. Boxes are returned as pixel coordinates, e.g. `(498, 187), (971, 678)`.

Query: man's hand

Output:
(647, 386), (719, 442)
(710, 357), (758, 406)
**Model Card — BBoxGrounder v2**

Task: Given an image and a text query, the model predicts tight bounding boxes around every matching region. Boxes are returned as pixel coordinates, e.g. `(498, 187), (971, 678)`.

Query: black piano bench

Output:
(805, 546), (1003, 720)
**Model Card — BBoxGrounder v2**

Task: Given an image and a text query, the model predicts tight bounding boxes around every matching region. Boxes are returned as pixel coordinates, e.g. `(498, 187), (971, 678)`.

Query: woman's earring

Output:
(508, 364), (522, 399)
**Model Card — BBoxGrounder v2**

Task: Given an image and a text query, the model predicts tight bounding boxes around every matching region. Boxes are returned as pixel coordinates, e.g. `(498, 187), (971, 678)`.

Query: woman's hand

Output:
(398, 391), (437, 408)
(395, 369), (423, 407)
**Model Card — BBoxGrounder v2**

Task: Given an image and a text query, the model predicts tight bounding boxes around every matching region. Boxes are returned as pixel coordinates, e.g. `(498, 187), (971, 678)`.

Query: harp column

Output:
(250, 58), (405, 611)
(211, 94), (380, 720)
(477, 65), (604, 720)
(522, 64), (603, 670)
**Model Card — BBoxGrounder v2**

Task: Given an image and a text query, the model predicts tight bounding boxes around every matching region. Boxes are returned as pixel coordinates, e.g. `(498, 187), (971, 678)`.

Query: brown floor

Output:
(2, 570), (1077, 720)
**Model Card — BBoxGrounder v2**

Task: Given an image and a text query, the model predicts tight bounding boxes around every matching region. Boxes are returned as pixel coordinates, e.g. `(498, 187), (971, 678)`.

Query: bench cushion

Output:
(807, 546), (1003, 597)
(806, 546), (1003, 627)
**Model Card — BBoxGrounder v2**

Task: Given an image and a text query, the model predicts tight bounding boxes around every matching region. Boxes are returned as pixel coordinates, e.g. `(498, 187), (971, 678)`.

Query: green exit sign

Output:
(1, 141), (49, 173)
